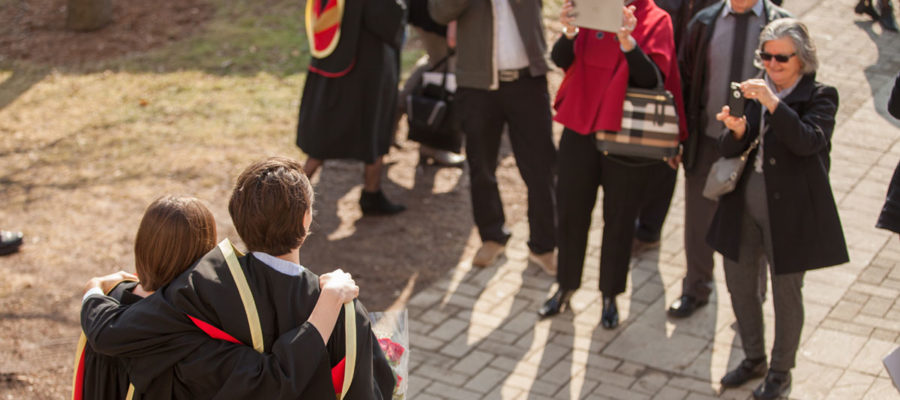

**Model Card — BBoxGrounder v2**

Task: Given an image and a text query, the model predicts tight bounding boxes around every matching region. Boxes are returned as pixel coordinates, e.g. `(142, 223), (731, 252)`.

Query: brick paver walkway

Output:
(405, 0), (900, 398)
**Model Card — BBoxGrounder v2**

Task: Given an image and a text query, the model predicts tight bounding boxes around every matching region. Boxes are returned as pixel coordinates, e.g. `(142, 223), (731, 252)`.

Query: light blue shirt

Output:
(252, 251), (305, 277)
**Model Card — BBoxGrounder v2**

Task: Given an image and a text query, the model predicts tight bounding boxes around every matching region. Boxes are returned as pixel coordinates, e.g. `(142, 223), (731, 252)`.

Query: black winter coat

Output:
(678, 0), (791, 171)
(707, 73), (849, 274)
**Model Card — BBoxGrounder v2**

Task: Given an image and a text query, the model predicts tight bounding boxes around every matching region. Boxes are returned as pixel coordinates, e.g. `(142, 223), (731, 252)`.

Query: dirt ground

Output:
(0, 0), (564, 398)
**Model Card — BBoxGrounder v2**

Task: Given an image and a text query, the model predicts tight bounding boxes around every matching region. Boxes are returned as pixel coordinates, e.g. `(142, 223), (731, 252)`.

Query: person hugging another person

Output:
(711, 19), (848, 399)
(74, 195), (217, 399)
(538, 0), (686, 330)
(80, 157), (395, 399)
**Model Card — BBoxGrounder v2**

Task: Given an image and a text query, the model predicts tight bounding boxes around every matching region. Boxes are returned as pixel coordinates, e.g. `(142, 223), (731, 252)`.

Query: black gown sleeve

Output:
(81, 295), (332, 398)
(363, 0), (406, 49)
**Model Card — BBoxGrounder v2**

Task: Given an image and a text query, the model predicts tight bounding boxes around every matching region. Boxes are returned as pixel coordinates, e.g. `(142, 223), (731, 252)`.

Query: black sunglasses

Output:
(758, 51), (796, 63)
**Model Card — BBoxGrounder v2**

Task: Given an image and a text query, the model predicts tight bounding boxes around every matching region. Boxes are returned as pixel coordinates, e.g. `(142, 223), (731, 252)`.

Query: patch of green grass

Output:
(111, 0), (310, 76)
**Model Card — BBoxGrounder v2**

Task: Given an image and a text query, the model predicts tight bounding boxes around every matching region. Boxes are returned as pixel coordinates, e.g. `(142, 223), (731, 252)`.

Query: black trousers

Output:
(456, 75), (557, 253)
(556, 129), (676, 295)
(634, 179), (676, 243)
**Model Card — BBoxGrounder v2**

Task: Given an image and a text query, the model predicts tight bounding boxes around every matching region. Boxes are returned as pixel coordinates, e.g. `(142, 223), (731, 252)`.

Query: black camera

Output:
(728, 82), (745, 117)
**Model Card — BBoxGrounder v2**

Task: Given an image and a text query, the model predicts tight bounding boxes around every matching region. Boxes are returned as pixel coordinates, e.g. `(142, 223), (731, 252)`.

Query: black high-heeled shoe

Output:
(538, 289), (574, 318)
(601, 296), (619, 329)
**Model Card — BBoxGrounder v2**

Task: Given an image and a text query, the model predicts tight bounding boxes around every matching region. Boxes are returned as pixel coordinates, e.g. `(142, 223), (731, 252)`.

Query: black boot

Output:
(880, 0), (899, 31)
(538, 289), (574, 318)
(359, 190), (406, 216)
(601, 296), (619, 329)
(856, 0), (881, 19)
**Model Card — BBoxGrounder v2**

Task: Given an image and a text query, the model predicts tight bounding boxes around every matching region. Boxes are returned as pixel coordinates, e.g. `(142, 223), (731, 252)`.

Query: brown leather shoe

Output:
(473, 241), (505, 267)
(529, 251), (556, 276)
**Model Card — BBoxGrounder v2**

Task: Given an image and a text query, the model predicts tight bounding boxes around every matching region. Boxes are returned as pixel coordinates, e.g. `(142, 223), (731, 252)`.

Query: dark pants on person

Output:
(682, 134), (721, 302)
(724, 172), (804, 372)
(634, 179), (676, 243)
(557, 129), (601, 290)
(556, 129), (676, 294)
(456, 75), (557, 254)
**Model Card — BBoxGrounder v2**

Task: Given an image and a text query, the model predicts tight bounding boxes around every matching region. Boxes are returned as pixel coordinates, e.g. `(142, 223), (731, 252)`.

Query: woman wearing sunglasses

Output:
(710, 18), (848, 400)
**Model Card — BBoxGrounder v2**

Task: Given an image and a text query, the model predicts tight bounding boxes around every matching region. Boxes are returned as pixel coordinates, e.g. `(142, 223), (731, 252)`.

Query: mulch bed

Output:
(0, 0), (213, 65)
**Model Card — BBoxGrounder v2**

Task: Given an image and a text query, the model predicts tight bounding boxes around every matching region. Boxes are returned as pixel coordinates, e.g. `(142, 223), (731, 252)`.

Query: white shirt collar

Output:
(252, 251), (305, 277)
(723, 0), (764, 17)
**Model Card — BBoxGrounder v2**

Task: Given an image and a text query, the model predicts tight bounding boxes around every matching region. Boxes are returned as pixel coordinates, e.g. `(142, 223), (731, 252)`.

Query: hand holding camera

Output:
(738, 79), (780, 113)
(728, 82), (746, 117)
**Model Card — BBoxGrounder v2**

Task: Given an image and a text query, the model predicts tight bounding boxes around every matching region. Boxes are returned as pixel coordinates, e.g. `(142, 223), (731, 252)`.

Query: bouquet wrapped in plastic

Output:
(369, 309), (409, 400)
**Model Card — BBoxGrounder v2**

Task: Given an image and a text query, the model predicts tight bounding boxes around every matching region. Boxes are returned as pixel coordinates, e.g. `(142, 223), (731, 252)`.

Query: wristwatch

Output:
(563, 26), (579, 39)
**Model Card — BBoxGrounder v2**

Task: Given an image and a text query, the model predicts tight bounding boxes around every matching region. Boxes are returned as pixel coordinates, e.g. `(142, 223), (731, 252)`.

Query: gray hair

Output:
(754, 18), (818, 74)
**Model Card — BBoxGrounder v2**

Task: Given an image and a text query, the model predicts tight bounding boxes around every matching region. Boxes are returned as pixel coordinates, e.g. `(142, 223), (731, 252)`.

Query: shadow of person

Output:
(549, 241), (725, 398)
(299, 158), (473, 311)
(856, 20), (900, 127)
(407, 253), (560, 398)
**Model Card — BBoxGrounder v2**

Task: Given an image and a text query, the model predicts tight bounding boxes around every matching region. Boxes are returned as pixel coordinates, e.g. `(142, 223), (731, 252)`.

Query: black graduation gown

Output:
(81, 247), (395, 399)
(75, 281), (142, 400)
(296, 0), (406, 163)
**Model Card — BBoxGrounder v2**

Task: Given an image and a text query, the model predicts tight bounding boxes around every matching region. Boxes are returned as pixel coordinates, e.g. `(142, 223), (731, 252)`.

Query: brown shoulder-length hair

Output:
(228, 157), (314, 256)
(134, 195), (218, 291)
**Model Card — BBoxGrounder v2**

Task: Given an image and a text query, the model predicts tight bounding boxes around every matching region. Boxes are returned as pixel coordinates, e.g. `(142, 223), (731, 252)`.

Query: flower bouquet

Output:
(369, 309), (409, 400)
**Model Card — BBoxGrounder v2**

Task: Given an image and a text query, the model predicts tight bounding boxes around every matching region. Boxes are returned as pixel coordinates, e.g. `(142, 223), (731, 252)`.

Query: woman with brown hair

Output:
(75, 195), (218, 399)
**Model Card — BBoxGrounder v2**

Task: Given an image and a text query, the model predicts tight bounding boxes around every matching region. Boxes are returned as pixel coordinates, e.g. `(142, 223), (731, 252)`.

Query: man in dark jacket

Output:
(668, 0), (791, 319)
(428, 0), (558, 275)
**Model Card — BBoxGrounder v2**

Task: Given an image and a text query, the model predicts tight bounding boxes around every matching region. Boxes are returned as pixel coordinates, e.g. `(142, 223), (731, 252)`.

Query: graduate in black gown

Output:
(81, 158), (395, 399)
(74, 280), (141, 400)
(298, 0), (408, 216)
(74, 195), (219, 399)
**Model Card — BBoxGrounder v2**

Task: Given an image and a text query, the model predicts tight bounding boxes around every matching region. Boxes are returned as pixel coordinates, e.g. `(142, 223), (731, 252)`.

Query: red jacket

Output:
(554, 0), (687, 140)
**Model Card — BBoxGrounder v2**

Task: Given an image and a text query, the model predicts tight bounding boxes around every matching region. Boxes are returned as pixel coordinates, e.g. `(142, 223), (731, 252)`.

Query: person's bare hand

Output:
(716, 105), (748, 139)
(83, 271), (138, 295)
(560, 1), (576, 31)
(447, 21), (457, 49)
(617, 5), (638, 50)
(740, 79), (779, 113)
(319, 269), (359, 305)
(666, 153), (682, 170)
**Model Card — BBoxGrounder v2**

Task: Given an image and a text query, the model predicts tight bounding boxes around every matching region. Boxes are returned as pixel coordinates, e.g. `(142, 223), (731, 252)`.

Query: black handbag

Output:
(406, 51), (462, 153)
(595, 68), (681, 161)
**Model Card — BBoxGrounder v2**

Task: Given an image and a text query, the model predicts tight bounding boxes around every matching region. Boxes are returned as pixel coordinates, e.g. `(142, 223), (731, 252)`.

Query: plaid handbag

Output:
(595, 71), (680, 161)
